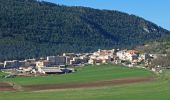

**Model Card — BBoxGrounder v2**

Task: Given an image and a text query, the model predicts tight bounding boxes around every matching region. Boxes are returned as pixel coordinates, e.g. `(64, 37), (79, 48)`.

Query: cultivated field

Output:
(0, 64), (153, 85)
(1, 64), (170, 100)
(1, 80), (170, 100)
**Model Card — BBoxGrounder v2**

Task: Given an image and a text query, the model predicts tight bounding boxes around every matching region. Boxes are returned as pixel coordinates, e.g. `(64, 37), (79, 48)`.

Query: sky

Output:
(45, 0), (170, 30)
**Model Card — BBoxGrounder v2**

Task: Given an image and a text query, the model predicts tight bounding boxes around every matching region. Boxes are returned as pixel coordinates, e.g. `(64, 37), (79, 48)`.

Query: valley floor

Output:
(0, 64), (170, 100)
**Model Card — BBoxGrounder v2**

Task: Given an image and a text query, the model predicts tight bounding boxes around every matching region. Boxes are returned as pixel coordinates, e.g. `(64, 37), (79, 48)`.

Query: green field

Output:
(0, 64), (153, 85)
(1, 64), (170, 100)
(1, 79), (170, 100)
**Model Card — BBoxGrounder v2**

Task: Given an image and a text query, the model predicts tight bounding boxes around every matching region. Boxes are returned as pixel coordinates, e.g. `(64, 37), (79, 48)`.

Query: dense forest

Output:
(0, 0), (169, 61)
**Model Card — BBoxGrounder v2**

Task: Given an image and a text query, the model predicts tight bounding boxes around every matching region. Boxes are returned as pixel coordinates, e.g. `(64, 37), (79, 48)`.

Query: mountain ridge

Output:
(0, 0), (169, 60)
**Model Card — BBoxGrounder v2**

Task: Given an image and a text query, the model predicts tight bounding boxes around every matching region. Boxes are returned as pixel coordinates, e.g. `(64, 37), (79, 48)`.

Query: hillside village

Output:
(0, 49), (165, 77)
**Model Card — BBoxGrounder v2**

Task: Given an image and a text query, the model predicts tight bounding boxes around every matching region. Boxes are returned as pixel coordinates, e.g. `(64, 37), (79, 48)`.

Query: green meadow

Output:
(1, 64), (170, 100)
(0, 64), (152, 85)
(1, 76), (170, 100)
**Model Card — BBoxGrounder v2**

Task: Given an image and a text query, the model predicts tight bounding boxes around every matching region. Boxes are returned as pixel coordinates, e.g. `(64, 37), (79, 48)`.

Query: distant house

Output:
(116, 50), (127, 60)
(63, 53), (77, 57)
(88, 49), (115, 64)
(0, 63), (4, 69)
(17, 60), (28, 68)
(24, 59), (36, 67)
(70, 57), (88, 65)
(40, 67), (62, 74)
(55, 56), (66, 65)
(4, 60), (20, 69)
(125, 50), (139, 61)
(63, 53), (90, 65)
(40, 67), (74, 74)
(36, 60), (52, 68)
(116, 50), (139, 62)
(47, 56), (66, 66)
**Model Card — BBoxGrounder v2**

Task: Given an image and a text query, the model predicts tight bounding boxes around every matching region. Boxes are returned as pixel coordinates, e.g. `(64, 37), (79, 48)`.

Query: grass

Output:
(2, 64), (168, 100)
(0, 71), (7, 77)
(0, 64), (153, 85)
(0, 78), (170, 100)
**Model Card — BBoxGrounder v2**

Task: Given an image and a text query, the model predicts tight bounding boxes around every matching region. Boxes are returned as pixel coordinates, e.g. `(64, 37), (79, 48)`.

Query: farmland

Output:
(0, 80), (170, 100)
(0, 64), (153, 85)
(1, 64), (170, 100)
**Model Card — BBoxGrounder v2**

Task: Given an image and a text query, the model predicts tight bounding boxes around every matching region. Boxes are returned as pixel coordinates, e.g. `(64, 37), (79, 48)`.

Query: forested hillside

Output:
(136, 35), (170, 54)
(0, 0), (169, 60)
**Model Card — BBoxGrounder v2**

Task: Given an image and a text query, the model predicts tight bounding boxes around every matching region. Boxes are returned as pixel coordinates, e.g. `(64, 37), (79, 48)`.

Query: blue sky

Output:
(45, 0), (170, 30)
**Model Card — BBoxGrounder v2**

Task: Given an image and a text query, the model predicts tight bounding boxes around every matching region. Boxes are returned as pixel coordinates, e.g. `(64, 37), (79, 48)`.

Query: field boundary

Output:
(0, 82), (16, 91)
(23, 77), (154, 91)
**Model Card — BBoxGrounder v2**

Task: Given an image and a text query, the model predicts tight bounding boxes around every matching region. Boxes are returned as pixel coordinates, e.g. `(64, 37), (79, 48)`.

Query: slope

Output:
(0, 0), (169, 60)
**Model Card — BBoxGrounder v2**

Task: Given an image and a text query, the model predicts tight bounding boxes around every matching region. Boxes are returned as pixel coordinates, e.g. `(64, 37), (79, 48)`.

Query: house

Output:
(63, 53), (77, 64)
(70, 56), (88, 65)
(47, 56), (66, 66)
(4, 60), (20, 69)
(63, 53), (77, 57)
(36, 60), (52, 68)
(24, 59), (36, 67)
(116, 50), (139, 62)
(63, 53), (91, 65)
(116, 50), (127, 60)
(0, 63), (4, 69)
(36, 61), (44, 68)
(88, 49), (115, 64)
(125, 50), (139, 61)
(40, 67), (62, 74)
(40, 67), (75, 74)
(55, 56), (66, 65)
(47, 56), (56, 63)
(93, 49), (115, 56)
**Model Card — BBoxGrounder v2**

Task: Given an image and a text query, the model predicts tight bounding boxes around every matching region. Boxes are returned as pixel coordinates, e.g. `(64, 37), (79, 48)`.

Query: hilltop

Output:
(0, 0), (169, 60)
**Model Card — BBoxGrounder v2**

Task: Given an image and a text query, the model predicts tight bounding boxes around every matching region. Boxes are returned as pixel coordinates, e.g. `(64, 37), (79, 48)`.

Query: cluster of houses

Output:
(0, 48), (161, 76)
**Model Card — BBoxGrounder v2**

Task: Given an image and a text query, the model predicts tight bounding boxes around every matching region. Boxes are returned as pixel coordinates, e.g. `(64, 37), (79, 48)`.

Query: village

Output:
(0, 48), (163, 78)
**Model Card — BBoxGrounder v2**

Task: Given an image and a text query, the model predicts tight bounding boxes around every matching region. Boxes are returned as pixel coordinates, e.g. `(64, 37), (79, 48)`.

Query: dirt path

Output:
(24, 77), (154, 91)
(0, 81), (23, 92)
(0, 77), (154, 91)
(0, 82), (16, 91)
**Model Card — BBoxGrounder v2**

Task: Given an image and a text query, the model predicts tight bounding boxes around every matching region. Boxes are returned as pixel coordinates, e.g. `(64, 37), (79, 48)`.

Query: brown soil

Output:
(0, 82), (16, 91)
(24, 77), (154, 91)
